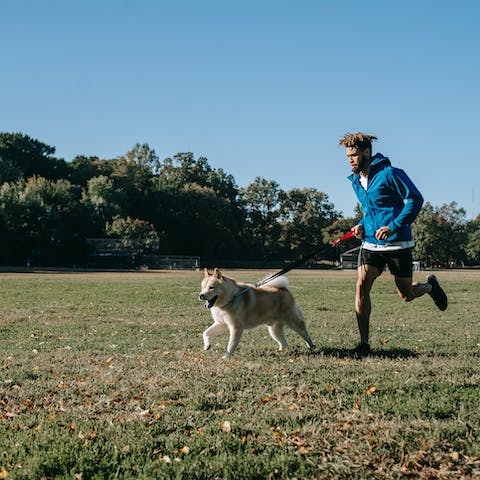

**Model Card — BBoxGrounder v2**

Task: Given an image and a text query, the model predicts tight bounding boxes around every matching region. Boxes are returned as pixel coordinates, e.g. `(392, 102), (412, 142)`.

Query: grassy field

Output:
(0, 269), (479, 479)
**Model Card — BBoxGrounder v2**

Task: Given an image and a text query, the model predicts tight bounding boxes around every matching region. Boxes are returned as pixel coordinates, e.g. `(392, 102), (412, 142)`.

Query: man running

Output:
(339, 132), (448, 355)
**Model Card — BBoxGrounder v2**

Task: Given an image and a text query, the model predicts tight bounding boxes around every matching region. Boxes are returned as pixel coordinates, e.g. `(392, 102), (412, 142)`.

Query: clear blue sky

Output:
(1, 0), (479, 218)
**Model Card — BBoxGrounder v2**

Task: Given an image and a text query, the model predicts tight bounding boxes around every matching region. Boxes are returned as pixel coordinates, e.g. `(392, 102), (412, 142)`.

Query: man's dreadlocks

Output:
(338, 132), (378, 151)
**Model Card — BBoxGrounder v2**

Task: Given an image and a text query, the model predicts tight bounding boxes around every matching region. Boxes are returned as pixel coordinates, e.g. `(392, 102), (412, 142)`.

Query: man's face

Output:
(346, 146), (370, 174)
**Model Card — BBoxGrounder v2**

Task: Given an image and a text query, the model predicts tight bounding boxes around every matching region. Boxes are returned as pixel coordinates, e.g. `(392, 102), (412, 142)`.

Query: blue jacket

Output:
(348, 153), (424, 244)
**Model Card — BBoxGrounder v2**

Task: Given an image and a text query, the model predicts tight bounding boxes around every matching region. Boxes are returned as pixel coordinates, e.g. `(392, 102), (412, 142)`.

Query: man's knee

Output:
(356, 280), (367, 295)
(356, 274), (375, 291)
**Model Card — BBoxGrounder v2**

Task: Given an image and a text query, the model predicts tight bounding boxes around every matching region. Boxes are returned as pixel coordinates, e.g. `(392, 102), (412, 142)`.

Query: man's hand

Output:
(375, 226), (392, 241)
(352, 224), (364, 239)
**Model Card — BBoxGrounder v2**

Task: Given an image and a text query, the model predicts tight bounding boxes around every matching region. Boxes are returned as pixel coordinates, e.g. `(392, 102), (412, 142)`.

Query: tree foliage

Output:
(279, 188), (340, 258)
(240, 177), (282, 260)
(465, 215), (480, 264)
(0, 176), (86, 264)
(412, 202), (468, 267)
(106, 216), (161, 255)
(0, 131), (477, 267)
(0, 132), (68, 181)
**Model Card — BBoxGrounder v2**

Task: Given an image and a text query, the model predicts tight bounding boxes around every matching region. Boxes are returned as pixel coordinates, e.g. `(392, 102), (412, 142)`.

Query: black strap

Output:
(255, 243), (333, 287)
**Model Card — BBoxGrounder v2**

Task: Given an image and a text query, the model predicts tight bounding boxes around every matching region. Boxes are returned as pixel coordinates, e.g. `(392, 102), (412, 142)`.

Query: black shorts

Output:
(358, 247), (413, 277)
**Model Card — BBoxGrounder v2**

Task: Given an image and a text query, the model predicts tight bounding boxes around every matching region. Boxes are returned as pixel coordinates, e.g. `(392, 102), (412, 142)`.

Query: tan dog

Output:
(199, 268), (315, 358)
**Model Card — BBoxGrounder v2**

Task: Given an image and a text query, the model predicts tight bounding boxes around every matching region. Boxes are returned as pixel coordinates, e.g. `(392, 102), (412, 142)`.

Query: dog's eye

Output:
(209, 286), (215, 290)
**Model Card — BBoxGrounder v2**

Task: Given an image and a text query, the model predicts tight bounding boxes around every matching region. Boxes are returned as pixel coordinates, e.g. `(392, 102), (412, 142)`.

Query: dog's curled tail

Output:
(260, 275), (289, 290)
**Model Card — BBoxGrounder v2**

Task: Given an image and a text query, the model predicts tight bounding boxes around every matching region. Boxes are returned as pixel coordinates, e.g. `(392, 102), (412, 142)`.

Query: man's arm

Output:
(386, 168), (424, 233)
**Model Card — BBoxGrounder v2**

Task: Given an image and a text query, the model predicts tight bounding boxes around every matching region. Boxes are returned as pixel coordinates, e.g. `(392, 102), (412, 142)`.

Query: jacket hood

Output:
(348, 153), (390, 181)
(370, 153), (390, 168)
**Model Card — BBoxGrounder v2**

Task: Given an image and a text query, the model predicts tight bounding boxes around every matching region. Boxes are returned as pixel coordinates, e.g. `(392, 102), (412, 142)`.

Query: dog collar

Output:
(221, 286), (251, 309)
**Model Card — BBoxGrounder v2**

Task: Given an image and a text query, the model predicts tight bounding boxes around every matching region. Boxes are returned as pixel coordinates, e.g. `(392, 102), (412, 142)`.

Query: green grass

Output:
(0, 269), (479, 479)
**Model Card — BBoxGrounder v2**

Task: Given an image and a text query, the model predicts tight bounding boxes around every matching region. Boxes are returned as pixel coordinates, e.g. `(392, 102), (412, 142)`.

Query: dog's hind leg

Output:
(290, 323), (315, 349)
(203, 323), (227, 351)
(268, 324), (288, 351)
(287, 305), (315, 349)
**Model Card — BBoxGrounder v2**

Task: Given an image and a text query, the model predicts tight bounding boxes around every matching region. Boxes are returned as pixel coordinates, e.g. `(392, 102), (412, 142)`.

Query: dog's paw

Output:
(222, 352), (232, 360)
(204, 344), (211, 351)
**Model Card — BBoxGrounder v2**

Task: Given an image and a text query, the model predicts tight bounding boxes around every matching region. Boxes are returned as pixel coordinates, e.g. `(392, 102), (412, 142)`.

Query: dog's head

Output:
(199, 268), (225, 308)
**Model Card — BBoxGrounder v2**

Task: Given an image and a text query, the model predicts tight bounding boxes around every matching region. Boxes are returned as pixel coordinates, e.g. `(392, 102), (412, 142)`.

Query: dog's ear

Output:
(213, 268), (223, 279)
(204, 268), (211, 277)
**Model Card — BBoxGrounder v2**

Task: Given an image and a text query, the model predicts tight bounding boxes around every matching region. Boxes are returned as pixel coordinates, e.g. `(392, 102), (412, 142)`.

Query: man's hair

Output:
(338, 132), (378, 151)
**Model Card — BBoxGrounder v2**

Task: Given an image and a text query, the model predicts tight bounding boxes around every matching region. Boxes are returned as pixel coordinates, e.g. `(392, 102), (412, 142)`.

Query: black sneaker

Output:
(427, 275), (448, 311)
(352, 342), (371, 357)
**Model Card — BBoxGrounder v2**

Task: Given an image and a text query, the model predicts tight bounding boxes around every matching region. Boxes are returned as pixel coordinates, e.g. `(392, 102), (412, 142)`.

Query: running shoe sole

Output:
(427, 275), (448, 311)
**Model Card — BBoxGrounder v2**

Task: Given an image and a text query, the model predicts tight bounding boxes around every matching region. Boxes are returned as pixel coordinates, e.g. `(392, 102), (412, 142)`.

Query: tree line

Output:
(0, 132), (479, 268)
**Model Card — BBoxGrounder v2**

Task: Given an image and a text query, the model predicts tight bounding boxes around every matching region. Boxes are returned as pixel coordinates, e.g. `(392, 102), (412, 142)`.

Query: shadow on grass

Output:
(314, 346), (420, 360)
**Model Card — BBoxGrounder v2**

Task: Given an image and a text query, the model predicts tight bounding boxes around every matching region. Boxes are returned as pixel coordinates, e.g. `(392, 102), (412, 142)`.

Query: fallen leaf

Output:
(298, 446), (313, 454)
(174, 446), (190, 455)
(291, 436), (306, 446)
(364, 385), (377, 396)
(221, 421), (231, 433)
(0, 468), (9, 479)
(450, 451), (460, 461)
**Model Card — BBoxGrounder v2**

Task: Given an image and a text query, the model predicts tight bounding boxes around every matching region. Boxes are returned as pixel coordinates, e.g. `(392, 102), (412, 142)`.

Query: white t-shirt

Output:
(359, 174), (414, 252)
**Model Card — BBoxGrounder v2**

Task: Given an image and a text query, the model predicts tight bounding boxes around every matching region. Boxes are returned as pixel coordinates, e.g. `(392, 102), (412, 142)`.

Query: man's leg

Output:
(394, 276), (431, 302)
(356, 264), (381, 346)
(395, 275), (448, 310)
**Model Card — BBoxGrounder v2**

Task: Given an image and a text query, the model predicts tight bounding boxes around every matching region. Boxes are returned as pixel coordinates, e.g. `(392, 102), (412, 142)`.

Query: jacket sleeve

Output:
(386, 168), (424, 233)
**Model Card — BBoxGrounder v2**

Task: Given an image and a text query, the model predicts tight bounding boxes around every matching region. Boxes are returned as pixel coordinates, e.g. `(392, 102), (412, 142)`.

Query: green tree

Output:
(241, 177), (282, 260)
(412, 201), (467, 267)
(157, 152), (239, 203)
(151, 153), (243, 258)
(0, 156), (23, 184)
(124, 143), (160, 173)
(166, 183), (242, 259)
(82, 175), (127, 222)
(465, 215), (480, 264)
(0, 132), (68, 181)
(105, 216), (161, 257)
(68, 155), (102, 186)
(279, 188), (340, 259)
(0, 177), (87, 264)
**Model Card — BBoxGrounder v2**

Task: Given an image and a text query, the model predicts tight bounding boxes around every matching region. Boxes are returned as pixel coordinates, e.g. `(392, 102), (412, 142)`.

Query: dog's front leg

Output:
(203, 323), (227, 351)
(224, 324), (244, 359)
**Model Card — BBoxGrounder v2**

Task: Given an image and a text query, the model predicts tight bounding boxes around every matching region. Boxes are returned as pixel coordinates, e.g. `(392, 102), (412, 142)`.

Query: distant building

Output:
(85, 238), (200, 270)
(85, 238), (136, 268)
(340, 246), (360, 269)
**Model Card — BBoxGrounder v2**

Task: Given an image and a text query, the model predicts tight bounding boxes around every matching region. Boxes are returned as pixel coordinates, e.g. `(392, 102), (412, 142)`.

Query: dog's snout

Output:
(199, 293), (206, 300)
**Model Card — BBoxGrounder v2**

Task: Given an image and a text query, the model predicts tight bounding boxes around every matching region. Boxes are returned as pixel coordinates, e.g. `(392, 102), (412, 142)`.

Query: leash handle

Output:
(331, 230), (355, 246)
